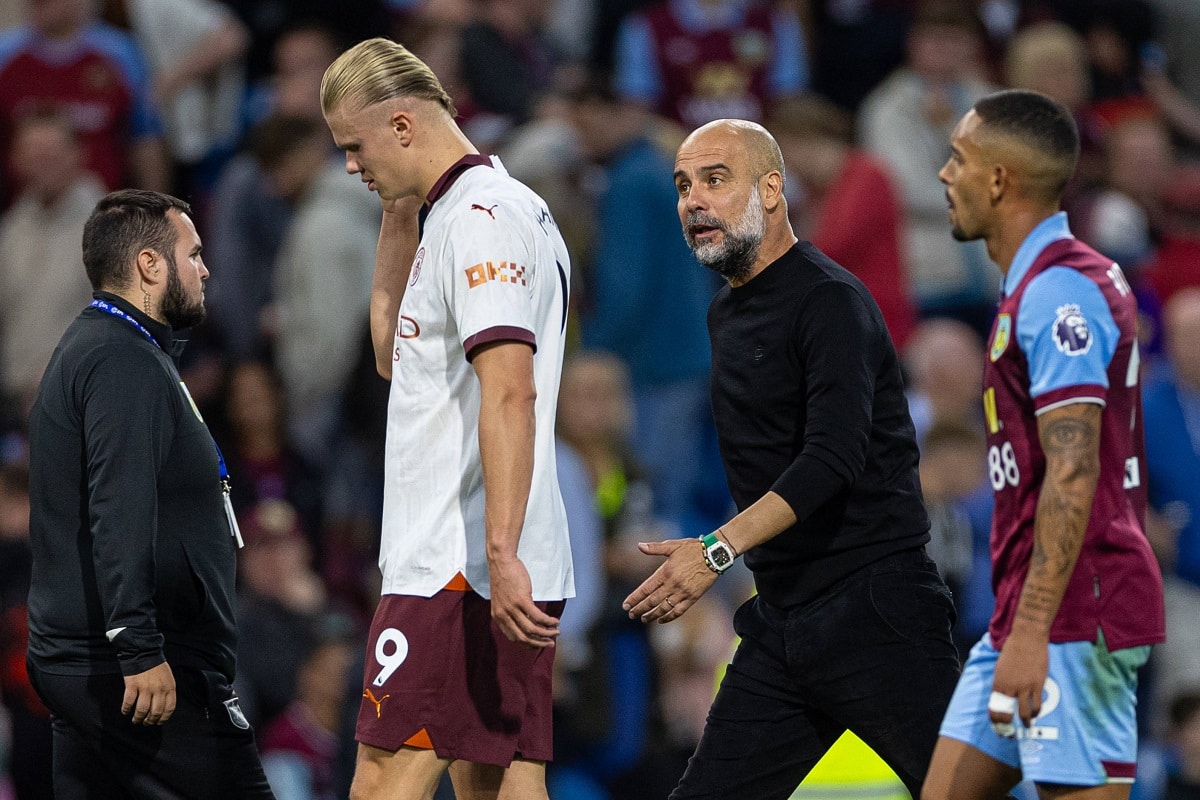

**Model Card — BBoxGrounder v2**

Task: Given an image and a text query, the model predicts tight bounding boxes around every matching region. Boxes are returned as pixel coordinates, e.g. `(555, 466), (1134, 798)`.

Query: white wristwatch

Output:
(700, 532), (736, 574)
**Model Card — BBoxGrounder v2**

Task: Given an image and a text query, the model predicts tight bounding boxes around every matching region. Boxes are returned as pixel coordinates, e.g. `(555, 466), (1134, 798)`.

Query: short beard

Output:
(684, 184), (765, 283)
(161, 254), (206, 330)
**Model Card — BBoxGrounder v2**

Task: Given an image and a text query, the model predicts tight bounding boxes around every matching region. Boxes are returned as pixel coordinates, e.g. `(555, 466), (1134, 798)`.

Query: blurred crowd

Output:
(2, 0), (1200, 798)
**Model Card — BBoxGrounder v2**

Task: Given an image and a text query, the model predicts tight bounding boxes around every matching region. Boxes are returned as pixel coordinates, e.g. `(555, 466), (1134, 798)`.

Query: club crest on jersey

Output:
(1053, 304), (1092, 356)
(179, 382), (204, 422)
(990, 314), (1012, 361)
(410, 247), (425, 286)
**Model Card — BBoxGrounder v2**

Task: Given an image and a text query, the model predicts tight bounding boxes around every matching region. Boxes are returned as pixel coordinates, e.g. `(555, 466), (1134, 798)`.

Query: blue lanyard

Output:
(90, 298), (158, 346)
(89, 298), (230, 482)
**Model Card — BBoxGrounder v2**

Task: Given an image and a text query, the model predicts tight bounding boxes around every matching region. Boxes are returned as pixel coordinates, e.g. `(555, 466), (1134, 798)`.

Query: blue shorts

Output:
(939, 633), (1150, 786)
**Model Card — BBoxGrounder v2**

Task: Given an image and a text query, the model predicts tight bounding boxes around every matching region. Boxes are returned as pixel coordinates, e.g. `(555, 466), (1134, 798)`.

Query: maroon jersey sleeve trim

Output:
(1033, 384), (1107, 414)
(464, 326), (536, 361)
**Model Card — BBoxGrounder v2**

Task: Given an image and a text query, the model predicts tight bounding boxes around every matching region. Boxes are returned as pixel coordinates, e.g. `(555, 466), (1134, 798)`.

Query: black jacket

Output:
(27, 293), (239, 680)
(709, 243), (931, 607)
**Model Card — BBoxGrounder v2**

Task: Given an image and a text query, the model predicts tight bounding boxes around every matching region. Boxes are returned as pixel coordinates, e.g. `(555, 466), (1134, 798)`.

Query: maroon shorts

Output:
(355, 588), (565, 767)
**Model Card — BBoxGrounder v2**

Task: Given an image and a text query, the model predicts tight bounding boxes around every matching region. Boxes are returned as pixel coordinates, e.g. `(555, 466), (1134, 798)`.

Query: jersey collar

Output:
(1003, 211), (1073, 297)
(92, 291), (185, 360)
(426, 154), (494, 206)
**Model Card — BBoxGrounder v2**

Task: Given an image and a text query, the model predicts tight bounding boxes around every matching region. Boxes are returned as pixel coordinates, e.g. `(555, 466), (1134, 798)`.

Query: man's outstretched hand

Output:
(622, 538), (717, 624)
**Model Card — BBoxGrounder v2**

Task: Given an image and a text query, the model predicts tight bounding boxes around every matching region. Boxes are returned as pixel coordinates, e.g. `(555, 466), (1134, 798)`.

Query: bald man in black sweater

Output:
(623, 119), (961, 800)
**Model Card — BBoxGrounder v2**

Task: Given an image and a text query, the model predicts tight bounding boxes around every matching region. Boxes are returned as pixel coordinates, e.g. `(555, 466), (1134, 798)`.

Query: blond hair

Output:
(321, 37), (456, 117)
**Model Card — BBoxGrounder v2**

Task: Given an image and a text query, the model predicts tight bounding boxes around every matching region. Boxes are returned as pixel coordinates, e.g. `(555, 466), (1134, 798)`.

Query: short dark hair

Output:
(82, 189), (191, 291)
(973, 89), (1080, 198)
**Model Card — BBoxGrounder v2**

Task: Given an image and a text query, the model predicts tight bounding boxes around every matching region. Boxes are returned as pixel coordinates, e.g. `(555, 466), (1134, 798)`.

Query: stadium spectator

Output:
(918, 420), (994, 656)
(570, 81), (717, 536)
(806, 0), (917, 111)
(260, 613), (359, 800)
(769, 93), (917, 348)
(552, 352), (672, 796)
(1143, 165), (1200, 306)
(221, 360), (324, 554)
(234, 499), (328, 731)
(903, 317), (986, 445)
(459, 0), (562, 135)
(0, 0), (168, 195)
(202, 115), (297, 361)
(220, 0), (388, 87)
(1143, 0), (1200, 158)
(1002, 21), (1106, 195)
(204, 20), (344, 360)
(0, 462), (50, 800)
(112, 0), (248, 198)
(860, 0), (996, 334)
(1164, 692), (1200, 799)
(1144, 288), (1200, 737)
(1080, 114), (1173, 267)
(612, 0), (808, 128)
(553, 435), (605, 676)
(242, 23), (345, 130)
(267, 115), (379, 463)
(1076, 0), (1156, 109)
(0, 111), (102, 410)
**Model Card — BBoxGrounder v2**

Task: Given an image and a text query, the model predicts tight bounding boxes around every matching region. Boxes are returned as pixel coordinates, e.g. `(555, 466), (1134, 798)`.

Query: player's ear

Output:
(989, 163), (1008, 204)
(389, 109), (414, 145)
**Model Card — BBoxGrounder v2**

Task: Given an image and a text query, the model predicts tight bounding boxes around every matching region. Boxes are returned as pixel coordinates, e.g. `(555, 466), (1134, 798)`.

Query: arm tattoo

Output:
(1014, 406), (1102, 632)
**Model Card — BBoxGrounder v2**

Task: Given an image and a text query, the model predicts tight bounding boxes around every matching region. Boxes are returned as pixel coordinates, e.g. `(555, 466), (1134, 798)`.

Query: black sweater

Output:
(709, 242), (930, 607)
(27, 293), (239, 680)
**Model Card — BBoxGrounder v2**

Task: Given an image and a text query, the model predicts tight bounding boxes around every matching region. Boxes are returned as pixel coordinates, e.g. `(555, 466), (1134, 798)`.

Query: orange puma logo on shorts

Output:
(364, 688), (391, 718)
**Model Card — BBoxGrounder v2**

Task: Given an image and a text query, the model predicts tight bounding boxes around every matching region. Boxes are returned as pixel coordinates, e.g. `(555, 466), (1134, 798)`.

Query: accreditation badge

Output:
(990, 314), (1012, 362)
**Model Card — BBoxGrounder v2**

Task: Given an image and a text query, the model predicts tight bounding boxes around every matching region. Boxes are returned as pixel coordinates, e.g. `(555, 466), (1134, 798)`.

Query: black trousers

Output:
(28, 665), (274, 800)
(671, 547), (962, 800)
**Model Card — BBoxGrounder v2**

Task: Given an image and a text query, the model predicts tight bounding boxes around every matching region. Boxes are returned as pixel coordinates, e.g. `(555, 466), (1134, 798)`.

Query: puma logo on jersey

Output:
(363, 688), (391, 718)
(470, 203), (498, 219)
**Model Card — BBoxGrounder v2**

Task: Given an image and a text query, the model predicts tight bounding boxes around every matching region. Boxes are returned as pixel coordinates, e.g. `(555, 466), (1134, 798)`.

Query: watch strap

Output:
(700, 532), (734, 574)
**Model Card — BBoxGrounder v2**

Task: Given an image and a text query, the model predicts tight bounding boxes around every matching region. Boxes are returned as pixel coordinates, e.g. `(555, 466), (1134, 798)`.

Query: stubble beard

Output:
(161, 254), (206, 330)
(947, 191), (980, 243)
(685, 184), (766, 284)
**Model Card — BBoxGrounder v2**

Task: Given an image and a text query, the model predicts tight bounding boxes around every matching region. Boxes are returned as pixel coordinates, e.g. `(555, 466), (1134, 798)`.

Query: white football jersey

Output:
(379, 155), (574, 601)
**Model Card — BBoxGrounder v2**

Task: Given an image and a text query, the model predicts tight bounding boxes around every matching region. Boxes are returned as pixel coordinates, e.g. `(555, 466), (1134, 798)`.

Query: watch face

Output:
(711, 547), (732, 568)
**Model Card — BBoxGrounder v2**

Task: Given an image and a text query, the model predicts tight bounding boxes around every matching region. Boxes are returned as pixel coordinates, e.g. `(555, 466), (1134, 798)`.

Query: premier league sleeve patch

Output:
(1053, 304), (1093, 356)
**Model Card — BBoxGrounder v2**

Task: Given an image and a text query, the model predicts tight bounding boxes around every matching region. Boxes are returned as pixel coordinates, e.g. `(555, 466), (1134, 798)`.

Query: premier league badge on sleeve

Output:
(1053, 304), (1093, 356)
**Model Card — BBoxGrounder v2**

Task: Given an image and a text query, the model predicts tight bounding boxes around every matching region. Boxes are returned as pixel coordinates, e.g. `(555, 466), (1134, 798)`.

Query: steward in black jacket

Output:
(27, 290), (238, 680)
(25, 189), (272, 800)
